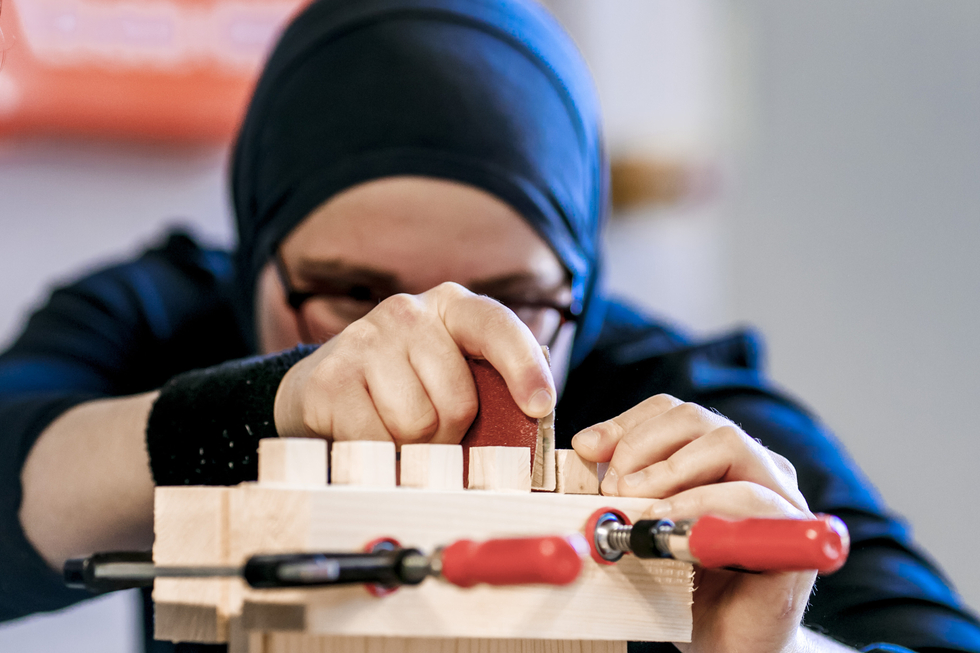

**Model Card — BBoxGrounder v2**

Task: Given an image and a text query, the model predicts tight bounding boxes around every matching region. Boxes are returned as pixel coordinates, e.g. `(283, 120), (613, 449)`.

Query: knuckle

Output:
(714, 424), (749, 448)
(430, 281), (472, 303)
(483, 301), (524, 332)
(376, 293), (423, 324)
(440, 391), (480, 431)
(338, 318), (380, 349)
(733, 480), (774, 507)
(674, 401), (712, 425)
(650, 393), (683, 410)
(659, 454), (683, 480)
(771, 451), (799, 483)
(592, 418), (627, 445)
(391, 405), (439, 443)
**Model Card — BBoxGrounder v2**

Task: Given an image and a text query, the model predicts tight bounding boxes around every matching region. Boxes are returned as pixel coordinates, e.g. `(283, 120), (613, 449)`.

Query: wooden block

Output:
(467, 446), (531, 491)
(330, 441), (396, 487)
(258, 438), (328, 486)
(254, 634), (627, 653)
(230, 486), (693, 642)
(153, 486), (232, 643)
(400, 444), (463, 490)
(555, 450), (599, 494)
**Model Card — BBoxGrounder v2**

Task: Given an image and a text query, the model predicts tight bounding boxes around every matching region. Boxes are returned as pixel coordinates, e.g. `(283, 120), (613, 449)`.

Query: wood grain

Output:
(331, 441), (396, 487)
(153, 486), (232, 643)
(468, 447), (532, 492)
(400, 444), (464, 490)
(555, 450), (598, 495)
(259, 438), (328, 487)
(255, 634), (627, 653)
(230, 485), (693, 642)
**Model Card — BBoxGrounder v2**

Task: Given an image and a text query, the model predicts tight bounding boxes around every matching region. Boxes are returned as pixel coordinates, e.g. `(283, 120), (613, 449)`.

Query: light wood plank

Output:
(468, 446), (531, 492)
(231, 485), (693, 642)
(153, 486), (232, 643)
(331, 441), (396, 487)
(259, 438), (328, 486)
(400, 444), (463, 490)
(260, 634), (627, 653)
(555, 450), (599, 495)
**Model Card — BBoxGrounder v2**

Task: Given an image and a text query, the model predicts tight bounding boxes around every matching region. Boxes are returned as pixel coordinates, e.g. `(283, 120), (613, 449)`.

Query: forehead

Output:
(279, 176), (567, 292)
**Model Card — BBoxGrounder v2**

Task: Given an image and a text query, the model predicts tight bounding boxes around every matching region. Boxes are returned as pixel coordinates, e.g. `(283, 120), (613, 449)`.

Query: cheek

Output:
(255, 263), (304, 354)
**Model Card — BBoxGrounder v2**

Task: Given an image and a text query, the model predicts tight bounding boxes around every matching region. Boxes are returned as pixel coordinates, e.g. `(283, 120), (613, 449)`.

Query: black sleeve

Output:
(0, 232), (249, 622)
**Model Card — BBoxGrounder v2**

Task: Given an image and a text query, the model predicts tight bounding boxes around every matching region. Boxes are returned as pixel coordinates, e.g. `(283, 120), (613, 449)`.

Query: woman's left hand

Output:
(571, 394), (816, 653)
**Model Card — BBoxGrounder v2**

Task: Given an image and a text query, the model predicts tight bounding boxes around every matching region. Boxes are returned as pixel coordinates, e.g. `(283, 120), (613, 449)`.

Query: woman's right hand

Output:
(273, 282), (555, 445)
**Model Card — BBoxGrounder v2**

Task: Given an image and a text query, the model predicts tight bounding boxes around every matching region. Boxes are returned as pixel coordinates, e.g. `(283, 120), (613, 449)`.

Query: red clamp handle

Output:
(688, 514), (850, 574)
(440, 536), (585, 588)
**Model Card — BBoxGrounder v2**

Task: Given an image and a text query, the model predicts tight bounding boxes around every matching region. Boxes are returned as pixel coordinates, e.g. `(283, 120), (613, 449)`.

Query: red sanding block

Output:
(461, 358), (556, 490)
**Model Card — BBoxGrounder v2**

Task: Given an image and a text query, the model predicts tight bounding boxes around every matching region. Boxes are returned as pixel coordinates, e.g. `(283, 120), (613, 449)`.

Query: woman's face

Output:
(255, 176), (577, 387)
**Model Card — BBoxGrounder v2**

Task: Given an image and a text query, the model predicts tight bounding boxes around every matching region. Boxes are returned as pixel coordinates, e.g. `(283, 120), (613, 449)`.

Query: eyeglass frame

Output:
(273, 251), (580, 348)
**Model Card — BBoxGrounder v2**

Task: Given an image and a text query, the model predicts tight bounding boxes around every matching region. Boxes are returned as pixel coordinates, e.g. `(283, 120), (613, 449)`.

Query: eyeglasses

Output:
(274, 252), (578, 347)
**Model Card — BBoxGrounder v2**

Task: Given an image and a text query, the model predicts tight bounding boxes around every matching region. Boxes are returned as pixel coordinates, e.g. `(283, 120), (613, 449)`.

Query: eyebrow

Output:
(467, 273), (570, 298)
(293, 259), (567, 297)
(292, 259), (398, 287)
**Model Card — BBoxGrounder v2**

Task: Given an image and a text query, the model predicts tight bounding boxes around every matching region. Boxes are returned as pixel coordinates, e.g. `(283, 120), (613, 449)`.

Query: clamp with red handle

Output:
(585, 508), (850, 574)
(64, 534), (588, 595)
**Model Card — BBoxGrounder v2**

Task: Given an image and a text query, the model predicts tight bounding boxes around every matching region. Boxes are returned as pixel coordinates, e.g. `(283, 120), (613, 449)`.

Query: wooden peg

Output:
(400, 444), (464, 490)
(467, 446), (531, 492)
(555, 449), (599, 494)
(330, 441), (396, 487)
(257, 438), (328, 486)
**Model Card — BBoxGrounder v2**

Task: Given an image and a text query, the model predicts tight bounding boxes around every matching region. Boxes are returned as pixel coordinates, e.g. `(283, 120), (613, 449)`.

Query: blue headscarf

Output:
(232, 0), (608, 366)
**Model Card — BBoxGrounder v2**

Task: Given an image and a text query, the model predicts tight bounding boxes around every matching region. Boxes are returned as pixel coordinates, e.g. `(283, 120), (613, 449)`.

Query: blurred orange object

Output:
(0, 0), (310, 143)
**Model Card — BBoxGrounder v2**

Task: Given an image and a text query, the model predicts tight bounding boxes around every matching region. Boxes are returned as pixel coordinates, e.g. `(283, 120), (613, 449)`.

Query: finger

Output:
(642, 481), (808, 523)
(407, 331), (480, 444)
(309, 371), (392, 442)
(433, 283), (555, 418)
(615, 425), (810, 512)
(572, 394), (683, 462)
(601, 401), (728, 496)
(362, 351), (439, 444)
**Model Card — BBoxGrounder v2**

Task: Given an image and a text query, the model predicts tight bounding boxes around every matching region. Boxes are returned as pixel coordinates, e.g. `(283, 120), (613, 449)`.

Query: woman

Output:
(2, 1), (978, 652)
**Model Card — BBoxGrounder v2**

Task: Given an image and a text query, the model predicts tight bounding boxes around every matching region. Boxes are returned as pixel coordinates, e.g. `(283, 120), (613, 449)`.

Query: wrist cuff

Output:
(146, 345), (316, 486)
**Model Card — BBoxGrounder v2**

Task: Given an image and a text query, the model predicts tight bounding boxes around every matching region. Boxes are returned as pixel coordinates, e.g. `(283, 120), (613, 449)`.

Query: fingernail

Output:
(623, 470), (645, 488)
(527, 388), (554, 417)
(645, 501), (672, 519)
(600, 467), (619, 496)
(573, 429), (599, 451)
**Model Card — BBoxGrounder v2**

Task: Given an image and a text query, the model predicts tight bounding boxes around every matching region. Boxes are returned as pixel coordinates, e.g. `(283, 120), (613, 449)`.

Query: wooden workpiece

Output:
(246, 634), (627, 653)
(331, 441), (397, 487)
(467, 446), (532, 491)
(155, 439), (693, 650)
(555, 450), (599, 495)
(154, 486), (233, 643)
(154, 341), (689, 650)
(258, 438), (328, 486)
(400, 443), (464, 490)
